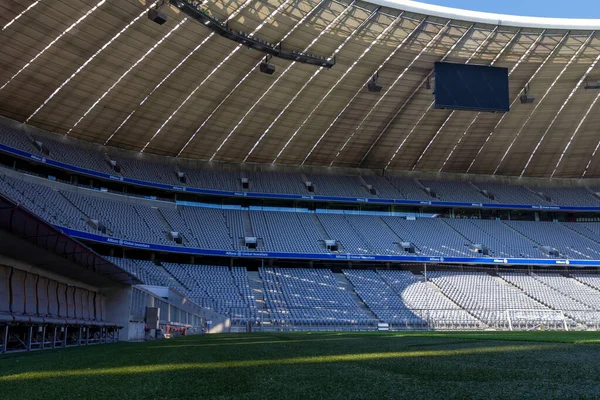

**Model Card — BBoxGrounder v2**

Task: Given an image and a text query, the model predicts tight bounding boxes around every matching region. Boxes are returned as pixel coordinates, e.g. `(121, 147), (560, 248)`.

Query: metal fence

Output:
(226, 308), (600, 333)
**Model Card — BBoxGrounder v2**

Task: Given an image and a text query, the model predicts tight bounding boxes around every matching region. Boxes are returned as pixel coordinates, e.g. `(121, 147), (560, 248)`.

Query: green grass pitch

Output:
(2, 331), (600, 399)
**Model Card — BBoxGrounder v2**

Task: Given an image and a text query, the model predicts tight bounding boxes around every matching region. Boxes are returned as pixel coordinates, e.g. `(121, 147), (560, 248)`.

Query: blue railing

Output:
(59, 226), (600, 267)
(0, 143), (596, 212)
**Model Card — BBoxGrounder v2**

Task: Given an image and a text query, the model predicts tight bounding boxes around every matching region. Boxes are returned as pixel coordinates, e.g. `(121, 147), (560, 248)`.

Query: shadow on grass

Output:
(2, 332), (600, 399)
(0, 342), (557, 381)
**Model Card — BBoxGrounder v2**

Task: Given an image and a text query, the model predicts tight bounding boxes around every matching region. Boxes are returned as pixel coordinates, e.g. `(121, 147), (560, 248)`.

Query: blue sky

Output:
(415, 0), (600, 18)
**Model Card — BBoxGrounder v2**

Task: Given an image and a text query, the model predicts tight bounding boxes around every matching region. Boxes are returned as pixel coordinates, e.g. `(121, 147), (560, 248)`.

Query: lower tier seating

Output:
(103, 260), (600, 330)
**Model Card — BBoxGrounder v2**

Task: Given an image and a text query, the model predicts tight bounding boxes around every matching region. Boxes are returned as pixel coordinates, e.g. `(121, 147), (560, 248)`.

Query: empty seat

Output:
(0, 265), (13, 324)
(36, 277), (50, 322)
(81, 290), (91, 321)
(24, 272), (44, 324)
(57, 283), (71, 323)
(10, 269), (28, 323)
(46, 279), (64, 325)
(73, 288), (85, 325)
(65, 286), (78, 324)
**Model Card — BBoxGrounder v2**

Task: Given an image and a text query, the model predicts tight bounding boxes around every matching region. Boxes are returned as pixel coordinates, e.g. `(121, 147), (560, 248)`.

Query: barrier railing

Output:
(224, 308), (600, 332)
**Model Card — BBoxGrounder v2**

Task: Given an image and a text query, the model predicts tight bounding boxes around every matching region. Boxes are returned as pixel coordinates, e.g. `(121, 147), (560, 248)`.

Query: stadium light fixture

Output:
(380, 24), (476, 170)
(519, 84), (535, 104)
(584, 79), (600, 89)
(367, 73), (383, 93)
(148, 0), (167, 25)
(507, 32), (592, 177)
(173, 0), (328, 158)
(207, 1), (357, 162)
(259, 55), (276, 75)
(323, 20), (455, 168)
(142, 0), (297, 153)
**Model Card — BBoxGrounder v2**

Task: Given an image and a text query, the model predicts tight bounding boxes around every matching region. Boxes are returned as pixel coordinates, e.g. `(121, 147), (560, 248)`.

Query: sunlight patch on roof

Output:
(141, 0), (281, 153)
(410, 27), (498, 171)
(491, 33), (572, 175)
(2, 0), (42, 31)
(0, 0), (106, 91)
(174, 0), (328, 158)
(384, 24), (474, 170)
(66, 18), (188, 135)
(27, 2), (158, 123)
(439, 29), (522, 172)
(208, 1), (357, 161)
(464, 30), (548, 173)
(249, 8), (384, 164)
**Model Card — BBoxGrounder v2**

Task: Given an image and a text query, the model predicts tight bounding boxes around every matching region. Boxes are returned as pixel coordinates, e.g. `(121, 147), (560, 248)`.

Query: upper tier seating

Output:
(420, 180), (490, 203)
(246, 171), (307, 195)
(504, 221), (600, 259)
(1, 124), (600, 207)
(381, 217), (475, 257)
(473, 182), (552, 205)
(540, 187), (600, 207)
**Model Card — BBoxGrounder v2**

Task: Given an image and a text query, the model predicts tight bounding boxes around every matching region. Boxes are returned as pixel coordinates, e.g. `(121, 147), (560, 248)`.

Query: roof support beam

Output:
(438, 29), (523, 172)
(66, 17), (189, 136)
(522, 32), (597, 177)
(327, 20), (457, 167)
(563, 89), (600, 177)
(294, 17), (427, 167)
(0, 0), (107, 91)
(492, 32), (575, 175)
(137, 0), (294, 152)
(205, 1), (357, 161)
(507, 33), (593, 176)
(171, 0), (329, 157)
(581, 98), (600, 177)
(381, 24), (475, 170)
(465, 30), (548, 173)
(27, 1), (159, 124)
(410, 26), (499, 171)
(259, 8), (393, 164)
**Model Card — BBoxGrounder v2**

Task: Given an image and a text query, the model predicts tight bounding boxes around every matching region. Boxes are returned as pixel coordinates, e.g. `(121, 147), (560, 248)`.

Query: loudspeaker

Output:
(368, 81), (383, 93)
(148, 9), (167, 25)
(260, 62), (276, 75)
(520, 94), (535, 104)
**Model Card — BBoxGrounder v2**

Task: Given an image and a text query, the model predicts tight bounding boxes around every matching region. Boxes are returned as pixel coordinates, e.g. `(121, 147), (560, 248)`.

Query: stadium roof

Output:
(2, 0), (600, 178)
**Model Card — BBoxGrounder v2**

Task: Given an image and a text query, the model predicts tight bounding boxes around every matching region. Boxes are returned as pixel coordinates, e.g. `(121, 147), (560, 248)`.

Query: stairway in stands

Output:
(247, 270), (272, 327)
(333, 272), (379, 321)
